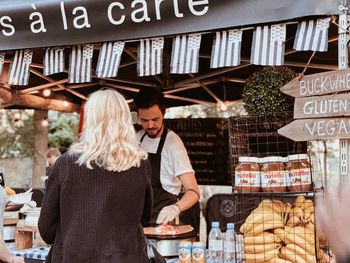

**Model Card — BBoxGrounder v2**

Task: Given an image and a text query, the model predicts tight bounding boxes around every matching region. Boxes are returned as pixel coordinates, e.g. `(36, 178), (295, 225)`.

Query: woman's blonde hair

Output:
(69, 89), (146, 172)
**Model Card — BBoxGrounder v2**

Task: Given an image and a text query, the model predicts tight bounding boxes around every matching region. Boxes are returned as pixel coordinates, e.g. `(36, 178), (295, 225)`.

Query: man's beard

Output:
(146, 126), (163, 138)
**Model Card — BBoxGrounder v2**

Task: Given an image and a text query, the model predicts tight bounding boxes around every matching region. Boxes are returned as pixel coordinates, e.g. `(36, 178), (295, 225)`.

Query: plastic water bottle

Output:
(208, 221), (223, 263)
(224, 223), (236, 263)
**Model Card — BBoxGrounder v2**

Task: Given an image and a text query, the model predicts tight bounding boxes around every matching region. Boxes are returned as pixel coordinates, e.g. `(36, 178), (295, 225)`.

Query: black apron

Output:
(140, 128), (178, 224)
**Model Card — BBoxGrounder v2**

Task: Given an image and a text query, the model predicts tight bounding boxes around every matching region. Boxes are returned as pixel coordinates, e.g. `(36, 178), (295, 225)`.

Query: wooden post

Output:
(32, 110), (48, 188)
(338, 12), (350, 185)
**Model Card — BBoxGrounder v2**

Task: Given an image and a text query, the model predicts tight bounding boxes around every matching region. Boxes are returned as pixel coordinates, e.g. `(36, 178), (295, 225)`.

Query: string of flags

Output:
(0, 18), (331, 86)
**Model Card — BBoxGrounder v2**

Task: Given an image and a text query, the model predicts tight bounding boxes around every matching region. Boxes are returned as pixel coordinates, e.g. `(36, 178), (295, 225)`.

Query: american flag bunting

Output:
(43, 47), (65, 75)
(171, 34), (201, 74)
(293, 18), (331, 52)
(138, 37), (164, 77)
(96, 41), (124, 78)
(211, 29), (242, 68)
(250, 24), (286, 66)
(8, 49), (33, 86)
(69, 44), (94, 83)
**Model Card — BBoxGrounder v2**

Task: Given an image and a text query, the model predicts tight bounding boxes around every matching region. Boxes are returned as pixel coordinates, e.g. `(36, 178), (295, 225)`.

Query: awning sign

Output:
(0, 0), (340, 50)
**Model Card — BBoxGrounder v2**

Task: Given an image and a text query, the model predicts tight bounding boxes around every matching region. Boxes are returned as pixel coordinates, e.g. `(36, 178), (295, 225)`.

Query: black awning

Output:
(0, 0), (341, 50)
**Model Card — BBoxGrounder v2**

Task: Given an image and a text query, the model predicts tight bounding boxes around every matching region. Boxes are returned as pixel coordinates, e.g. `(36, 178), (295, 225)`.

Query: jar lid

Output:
(259, 157), (267, 163)
(288, 154), (309, 161)
(238, 156), (259, 163)
(281, 157), (288, 162)
(265, 156), (283, 162)
(257, 157), (265, 164)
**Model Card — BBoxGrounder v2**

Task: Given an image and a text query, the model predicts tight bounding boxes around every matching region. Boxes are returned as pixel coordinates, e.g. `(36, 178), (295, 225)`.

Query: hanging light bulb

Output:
(14, 112), (21, 120)
(216, 101), (228, 112)
(63, 100), (69, 107)
(43, 89), (51, 97)
(41, 118), (49, 127)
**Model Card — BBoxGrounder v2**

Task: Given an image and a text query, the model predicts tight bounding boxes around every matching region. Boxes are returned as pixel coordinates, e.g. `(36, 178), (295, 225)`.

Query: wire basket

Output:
(228, 112), (306, 171)
(205, 192), (332, 263)
(222, 112), (332, 262)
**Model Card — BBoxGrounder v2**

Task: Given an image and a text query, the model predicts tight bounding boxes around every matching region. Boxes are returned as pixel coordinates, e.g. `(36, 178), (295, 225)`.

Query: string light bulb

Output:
(216, 101), (228, 112)
(14, 112), (21, 120)
(41, 118), (48, 127)
(63, 100), (69, 107)
(43, 89), (51, 97)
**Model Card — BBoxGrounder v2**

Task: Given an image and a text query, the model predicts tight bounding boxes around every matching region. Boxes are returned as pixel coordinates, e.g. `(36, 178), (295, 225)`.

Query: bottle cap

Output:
(227, 223), (235, 229)
(211, 221), (219, 228)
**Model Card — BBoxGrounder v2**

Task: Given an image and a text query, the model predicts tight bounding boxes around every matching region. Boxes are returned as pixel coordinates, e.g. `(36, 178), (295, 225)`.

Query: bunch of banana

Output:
(286, 196), (314, 227)
(241, 197), (322, 263)
(240, 199), (286, 236)
(244, 232), (282, 262)
(241, 199), (291, 262)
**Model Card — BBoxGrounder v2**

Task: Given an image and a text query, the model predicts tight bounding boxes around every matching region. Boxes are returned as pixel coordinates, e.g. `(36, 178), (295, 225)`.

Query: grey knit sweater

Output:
(38, 152), (153, 263)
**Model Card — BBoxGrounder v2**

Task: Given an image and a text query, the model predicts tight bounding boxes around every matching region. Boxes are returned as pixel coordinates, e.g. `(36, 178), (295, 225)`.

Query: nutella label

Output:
(287, 168), (311, 186)
(235, 170), (260, 187)
(261, 171), (287, 188)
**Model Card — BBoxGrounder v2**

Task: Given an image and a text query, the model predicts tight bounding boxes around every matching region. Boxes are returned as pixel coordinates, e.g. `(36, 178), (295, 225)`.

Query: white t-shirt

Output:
(136, 129), (194, 195)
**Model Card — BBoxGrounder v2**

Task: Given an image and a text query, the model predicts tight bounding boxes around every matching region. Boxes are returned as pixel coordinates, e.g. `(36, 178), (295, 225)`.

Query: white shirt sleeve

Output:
(166, 132), (194, 177)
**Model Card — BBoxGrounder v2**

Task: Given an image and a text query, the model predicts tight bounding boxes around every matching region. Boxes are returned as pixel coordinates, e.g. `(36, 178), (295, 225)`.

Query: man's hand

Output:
(156, 204), (180, 225)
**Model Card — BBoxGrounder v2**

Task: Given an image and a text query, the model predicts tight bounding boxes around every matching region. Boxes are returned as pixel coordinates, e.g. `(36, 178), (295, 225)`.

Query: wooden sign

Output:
(278, 117), (350, 141)
(280, 68), (350, 98)
(294, 93), (350, 119)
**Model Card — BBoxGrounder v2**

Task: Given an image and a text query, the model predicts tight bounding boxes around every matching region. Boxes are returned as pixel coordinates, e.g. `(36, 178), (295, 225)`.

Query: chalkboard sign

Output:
(165, 118), (230, 185)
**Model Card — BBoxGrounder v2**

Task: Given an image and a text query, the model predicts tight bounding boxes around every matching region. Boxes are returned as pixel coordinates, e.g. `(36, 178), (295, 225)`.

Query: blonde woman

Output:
(39, 89), (153, 263)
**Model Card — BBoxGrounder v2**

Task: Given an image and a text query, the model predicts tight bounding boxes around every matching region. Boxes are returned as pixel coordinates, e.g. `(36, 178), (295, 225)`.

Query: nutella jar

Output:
(286, 154), (312, 192)
(261, 156), (287, 192)
(235, 157), (261, 192)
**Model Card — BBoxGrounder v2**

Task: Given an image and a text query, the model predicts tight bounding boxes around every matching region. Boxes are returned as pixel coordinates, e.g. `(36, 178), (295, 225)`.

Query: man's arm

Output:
(176, 172), (200, 212)
(156, 172), (200, 225)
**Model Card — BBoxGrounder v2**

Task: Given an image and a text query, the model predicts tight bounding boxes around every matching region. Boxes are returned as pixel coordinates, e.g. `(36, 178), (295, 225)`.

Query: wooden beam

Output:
(224, 77), (246, 84)
(188, 73), (223, 104)
(240, 58), (337, 70)
(0, 87), (80, 112)
(20, 79), (69, 94)
(164, 94), (215, 105)
(101, 77), (158, 87)
(120, 61), (137, 68)
(170, 62), (250, 88)
(104, 83), (139, 93)
(164, 79), (219, 94)
(30, 69), (87, 100)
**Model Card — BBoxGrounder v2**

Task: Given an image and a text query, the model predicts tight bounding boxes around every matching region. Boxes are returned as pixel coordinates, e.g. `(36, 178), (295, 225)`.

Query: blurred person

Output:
(134, 87), (200, 225)
(38, 89), (153, 263)
(316, 184), (350, 263)
(41, 148), (62, 183)
(46, 148), (61, 168)
(0, 186), (25, 263)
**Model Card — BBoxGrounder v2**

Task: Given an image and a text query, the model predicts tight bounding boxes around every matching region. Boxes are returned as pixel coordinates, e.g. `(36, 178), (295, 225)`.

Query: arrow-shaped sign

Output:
(294, 93), (350, 119)
(280, 68), (350, 98)
(278, 117), (350, 141)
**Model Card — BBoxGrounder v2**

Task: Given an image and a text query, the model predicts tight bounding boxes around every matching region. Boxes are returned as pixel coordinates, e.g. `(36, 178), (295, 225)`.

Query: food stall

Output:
(0, 0), (348, 262)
